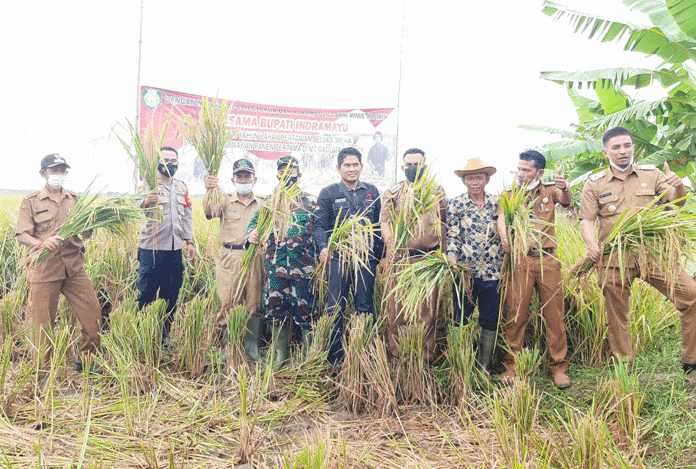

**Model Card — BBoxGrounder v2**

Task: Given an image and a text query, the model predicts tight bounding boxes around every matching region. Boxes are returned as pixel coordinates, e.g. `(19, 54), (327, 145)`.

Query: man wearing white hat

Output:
(446, 158), (503, 373)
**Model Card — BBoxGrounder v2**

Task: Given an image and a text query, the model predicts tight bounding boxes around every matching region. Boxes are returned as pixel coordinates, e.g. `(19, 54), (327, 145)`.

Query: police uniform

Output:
(249, 192), (317, 328)
(380, 180), (447, 362)
(501, 182), (571, 376)
(314, 179), (383, 366)
(15, 155), (101, 367)
(204, 186), (264, 325)
(136, 177), (193, 342)
(579, 164), (696, 367)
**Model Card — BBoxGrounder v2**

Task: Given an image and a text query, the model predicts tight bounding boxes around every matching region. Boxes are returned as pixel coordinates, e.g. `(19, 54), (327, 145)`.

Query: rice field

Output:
(1, 195), (695, 468)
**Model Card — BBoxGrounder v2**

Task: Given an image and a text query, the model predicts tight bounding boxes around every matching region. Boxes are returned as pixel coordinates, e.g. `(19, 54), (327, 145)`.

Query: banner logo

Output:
(142, 88), (162, 111)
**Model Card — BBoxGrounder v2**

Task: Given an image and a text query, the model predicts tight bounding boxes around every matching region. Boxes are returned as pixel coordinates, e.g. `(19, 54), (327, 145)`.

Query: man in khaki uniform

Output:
(15, 154), (101, 372)
(498, 150), (572, 389)
(580, 126), (696, 374)
(204, 158), (265, 361)
(381, 148), (447, 362)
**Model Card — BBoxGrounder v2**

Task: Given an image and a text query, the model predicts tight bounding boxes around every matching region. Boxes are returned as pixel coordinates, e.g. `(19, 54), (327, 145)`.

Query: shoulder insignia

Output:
(637, 164), (656, 170)
(388, 182), (404, 194)
(589, 170), (605, 181)
(27, 190), (40, 198)
(542, 181), (555, 186)
(302, 192), (317, 204)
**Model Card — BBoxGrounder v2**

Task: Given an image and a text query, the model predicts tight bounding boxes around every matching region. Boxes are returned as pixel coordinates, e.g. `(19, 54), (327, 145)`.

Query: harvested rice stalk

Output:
(30, 192), (142, 265)
(388, 167), (445, 256)
(117, 118), (170, 220)
(499, 182), (535, 270)
(313, 211), (377, 303)
(385, 251), (468, 324)
(571, 193), (696, 294)
(180, 98), (237, 208)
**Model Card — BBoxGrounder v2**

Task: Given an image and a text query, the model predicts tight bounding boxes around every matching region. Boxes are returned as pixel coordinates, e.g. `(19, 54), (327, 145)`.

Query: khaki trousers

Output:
(215, 247), (263, 326)
(503, 255), (569, 374)
(29, 268), (101, 366)
(600, 264), (696, 364)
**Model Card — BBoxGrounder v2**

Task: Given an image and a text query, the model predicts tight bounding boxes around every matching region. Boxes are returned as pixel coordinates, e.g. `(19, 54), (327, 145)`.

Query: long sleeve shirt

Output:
(137, 178), (193, 251)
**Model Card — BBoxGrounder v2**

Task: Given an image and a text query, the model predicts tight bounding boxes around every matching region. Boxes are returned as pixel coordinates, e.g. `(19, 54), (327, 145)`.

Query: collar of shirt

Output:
(229, 191), (259, 207)
(462, 192), (493, 207)
(38, 186), (69, 203)
(341, 180), (366, 191)
(606, 164), (639, 182)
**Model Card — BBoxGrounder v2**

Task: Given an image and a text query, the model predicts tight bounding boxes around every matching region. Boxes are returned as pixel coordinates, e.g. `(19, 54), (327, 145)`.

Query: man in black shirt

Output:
(314, 147), (383, 367)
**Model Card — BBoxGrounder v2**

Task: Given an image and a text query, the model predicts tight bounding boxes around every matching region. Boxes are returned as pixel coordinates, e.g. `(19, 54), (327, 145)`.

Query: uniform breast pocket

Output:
(176, 195), (186, 215)
(332, 201), (351, 219)
(598, 193), (620, 217)
(635, 188), (656, 197)
(34, 210), (55, 235)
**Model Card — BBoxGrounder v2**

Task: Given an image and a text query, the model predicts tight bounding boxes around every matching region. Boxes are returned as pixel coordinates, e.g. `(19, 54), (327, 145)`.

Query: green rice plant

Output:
(180, 98), (238, 208)
(514, 346), (544, 382)
(386, 167), (445, 256)
(595, 358), (647, 447)
(571, 193), (696, 295)
(499, 182), (536, 270)
(236, 361), (273, 465)
(392, 323), (438, 408)
(226, 305), (249, 370)
(103, 298), (163, 369)
(629, 280), (680, 355)
(0, 282), (27, 344)
(30, 192), (142, 264)
(444, 323), (478, 405)
(173, 295), (216, 378)
(0, 207), (27, 299)
(384, 251), (468, 325)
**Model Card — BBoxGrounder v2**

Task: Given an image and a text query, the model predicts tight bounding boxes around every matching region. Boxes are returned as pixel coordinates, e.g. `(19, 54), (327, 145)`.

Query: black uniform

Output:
(314, 180), (383, 366)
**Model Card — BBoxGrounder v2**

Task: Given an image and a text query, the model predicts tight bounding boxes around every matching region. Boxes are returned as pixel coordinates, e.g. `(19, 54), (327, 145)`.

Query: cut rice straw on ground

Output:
(180, 98), (237, 209)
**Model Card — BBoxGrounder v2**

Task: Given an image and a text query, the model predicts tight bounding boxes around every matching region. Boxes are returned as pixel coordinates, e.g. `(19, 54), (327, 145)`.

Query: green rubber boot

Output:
(271, 322), (290, 371)
(301, 328), (313, 358)
(479, 329), (497, 373)
(243, 316), (263, 362)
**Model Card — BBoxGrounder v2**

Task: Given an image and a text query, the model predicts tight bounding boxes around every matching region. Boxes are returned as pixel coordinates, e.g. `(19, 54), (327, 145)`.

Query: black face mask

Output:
(405, 165), (425, 183)
(158, 162), (178, 177)
(283, 176), (298, 188)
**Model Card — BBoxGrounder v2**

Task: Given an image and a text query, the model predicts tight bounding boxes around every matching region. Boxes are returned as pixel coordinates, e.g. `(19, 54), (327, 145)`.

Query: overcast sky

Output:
(0, 0), (654, 196)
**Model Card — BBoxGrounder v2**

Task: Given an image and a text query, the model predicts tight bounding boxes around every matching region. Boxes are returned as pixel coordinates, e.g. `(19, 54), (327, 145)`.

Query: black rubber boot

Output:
(244, 317), (263, 362)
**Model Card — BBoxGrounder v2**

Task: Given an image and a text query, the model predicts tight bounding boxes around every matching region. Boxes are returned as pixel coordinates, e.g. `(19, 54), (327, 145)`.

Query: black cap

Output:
(40, 153), (71, 170)
(232, 158), (255, 175)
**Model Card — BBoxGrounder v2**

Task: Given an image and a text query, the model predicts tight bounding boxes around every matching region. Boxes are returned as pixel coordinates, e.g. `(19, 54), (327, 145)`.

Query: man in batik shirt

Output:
(446, 158), (503, 373)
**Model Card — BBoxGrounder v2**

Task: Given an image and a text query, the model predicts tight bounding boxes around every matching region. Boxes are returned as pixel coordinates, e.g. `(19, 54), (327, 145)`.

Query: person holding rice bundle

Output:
(579, 126), (696, 374)
(497, 150), (572, 389)
(136, 146), (196, 346)
(247, 156), (318, 369)
(381, 148), (447, 362)
(16, 154), (102, 373)
(446, 158), (503, 374)
(314, 147), (383, 369)
(204, 158), (265, 362)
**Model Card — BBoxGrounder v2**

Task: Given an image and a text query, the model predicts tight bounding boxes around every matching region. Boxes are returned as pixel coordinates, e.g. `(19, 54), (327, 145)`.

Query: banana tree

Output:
(528, 0), (696, 186)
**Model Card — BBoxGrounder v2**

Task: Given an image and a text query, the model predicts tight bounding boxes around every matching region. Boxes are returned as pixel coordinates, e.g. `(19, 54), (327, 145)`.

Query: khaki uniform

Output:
(501, 182), (570, 375)
(204, 191), (264, 325)
(579, 164), (696, 364)
(16, 187), (101, 363)
(380, 181), (447, 361)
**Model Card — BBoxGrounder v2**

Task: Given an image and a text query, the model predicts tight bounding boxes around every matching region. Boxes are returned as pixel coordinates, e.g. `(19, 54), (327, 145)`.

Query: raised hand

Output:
(664, 161), (683, 188)
(553, 166), (568, 191)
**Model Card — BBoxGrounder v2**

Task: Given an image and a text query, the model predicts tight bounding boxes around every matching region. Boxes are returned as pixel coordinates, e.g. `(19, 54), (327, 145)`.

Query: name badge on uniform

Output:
(599, 192), (612, 198)
(335, 197), (347, 203)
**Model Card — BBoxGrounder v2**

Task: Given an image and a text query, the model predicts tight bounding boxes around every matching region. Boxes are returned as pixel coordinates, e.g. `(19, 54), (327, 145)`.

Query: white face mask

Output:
(235, 183), (254, 195)
(609, 156), (634, 171)
(517, 170), (541, 191)
(47, 174), (66, 189)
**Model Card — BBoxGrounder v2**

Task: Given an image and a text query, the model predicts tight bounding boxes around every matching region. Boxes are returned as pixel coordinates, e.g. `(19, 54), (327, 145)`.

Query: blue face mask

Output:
(158, 162), (178, 177)
(235, 183), (253, 195)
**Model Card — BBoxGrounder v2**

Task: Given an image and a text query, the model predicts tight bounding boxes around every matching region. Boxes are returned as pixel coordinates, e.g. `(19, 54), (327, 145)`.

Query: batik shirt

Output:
(248, 192), (317, 279)
(446, 192), (503, 281)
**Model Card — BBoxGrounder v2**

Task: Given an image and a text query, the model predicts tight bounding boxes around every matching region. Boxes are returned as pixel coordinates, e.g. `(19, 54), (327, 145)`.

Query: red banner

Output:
(139, 86), (397, 188)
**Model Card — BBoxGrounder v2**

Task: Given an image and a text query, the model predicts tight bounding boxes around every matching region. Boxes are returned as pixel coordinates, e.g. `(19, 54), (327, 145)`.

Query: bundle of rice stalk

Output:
(393, 323), (438, 408)
(388, 167), (445, 256)
(571, 193), (696, 294)
(313, 211), (377, 302)
(116, 118), (170, 220)
(499, 182), (536, 270)
(180, 98), (237, 208)
(30, 192), (142, 265)
(385, 251), (468, 325)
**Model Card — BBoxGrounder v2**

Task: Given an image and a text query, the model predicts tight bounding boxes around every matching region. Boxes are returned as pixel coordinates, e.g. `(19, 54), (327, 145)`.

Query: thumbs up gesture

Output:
(664, 161), (683, 188)
(553, 166), (568, 191)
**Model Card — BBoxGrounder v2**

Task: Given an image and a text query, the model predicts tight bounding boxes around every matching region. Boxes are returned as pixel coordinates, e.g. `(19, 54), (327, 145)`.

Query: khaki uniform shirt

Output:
(380, 181), (447, 251)
(579, 164), (673, 266)
(203, 191), (264, 246)
(498, 182), (570, 250)
(16, 187), (86, 283)
(137, 178), (193, 251)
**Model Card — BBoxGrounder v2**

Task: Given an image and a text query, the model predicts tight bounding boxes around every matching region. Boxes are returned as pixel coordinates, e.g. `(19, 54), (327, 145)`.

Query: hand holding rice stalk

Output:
(386, 251), (468, 324)
(571, 192), (696, 293)
(116, 117), (170, 221)
(237, 173), (304, 295)
(181, 98), (238, 208)
(31, 192), (143, 264)
(313, 211), (377, 301)
(389, 167), (445, 257)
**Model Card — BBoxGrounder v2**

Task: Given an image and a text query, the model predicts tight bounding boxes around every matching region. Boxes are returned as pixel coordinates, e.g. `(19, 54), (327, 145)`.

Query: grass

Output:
(0, 195), (695, 467)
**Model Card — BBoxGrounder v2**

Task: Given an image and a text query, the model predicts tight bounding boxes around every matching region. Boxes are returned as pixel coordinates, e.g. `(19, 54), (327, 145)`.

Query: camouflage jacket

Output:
(248, 192), (317, 279)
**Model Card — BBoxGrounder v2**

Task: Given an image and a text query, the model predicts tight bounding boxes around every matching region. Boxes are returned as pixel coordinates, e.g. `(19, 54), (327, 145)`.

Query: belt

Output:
(223, 244), (245, 250)
(408, 246), (439, 257)
(527, 247), (555, 257)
